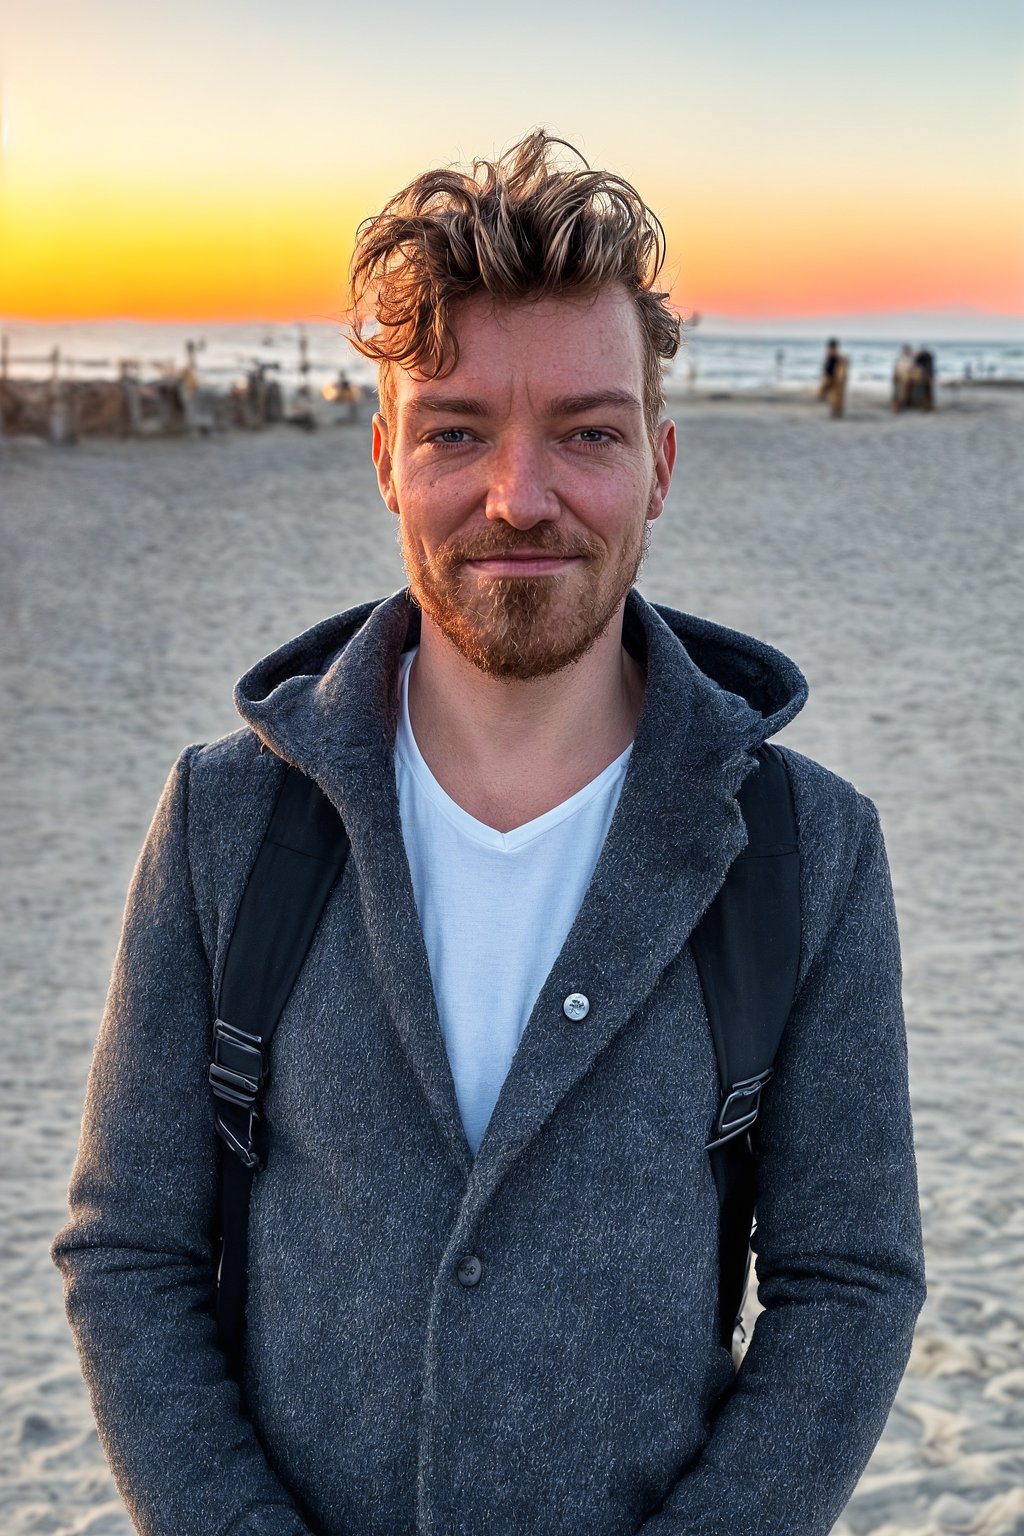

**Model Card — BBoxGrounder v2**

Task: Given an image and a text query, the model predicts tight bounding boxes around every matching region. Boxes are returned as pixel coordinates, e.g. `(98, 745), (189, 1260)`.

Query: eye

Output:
(425, 428), (475, 448)
(569, 428), (614, 448)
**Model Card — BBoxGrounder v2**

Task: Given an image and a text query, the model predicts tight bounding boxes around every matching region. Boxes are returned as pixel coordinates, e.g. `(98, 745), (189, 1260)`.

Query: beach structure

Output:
(0, 331), (370, 442)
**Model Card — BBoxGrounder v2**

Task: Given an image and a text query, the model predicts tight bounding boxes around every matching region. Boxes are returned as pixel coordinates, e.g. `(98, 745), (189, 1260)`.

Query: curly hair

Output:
(348, 130), (680, 437)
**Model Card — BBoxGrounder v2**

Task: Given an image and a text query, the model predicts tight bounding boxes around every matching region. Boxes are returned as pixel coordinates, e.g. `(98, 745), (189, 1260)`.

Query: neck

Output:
(405, 605), (644, 833)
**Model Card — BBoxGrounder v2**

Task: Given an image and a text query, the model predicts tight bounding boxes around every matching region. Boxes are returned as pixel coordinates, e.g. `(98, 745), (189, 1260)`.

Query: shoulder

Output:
(771, 744), (890, 989)
(171, 729), (288, 970)
(183, 726), (284, 820)
(772, 743), (877, 854)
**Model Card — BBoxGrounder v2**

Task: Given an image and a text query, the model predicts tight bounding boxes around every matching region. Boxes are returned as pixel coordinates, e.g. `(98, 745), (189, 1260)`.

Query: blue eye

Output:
(428, 429), (472, 447)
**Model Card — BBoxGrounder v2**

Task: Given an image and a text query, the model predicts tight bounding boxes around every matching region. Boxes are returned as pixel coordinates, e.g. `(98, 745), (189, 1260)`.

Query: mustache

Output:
(436, 524), (603, 570)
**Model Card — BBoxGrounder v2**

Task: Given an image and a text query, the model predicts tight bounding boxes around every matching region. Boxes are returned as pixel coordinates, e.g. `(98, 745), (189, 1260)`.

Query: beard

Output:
(400, 515), (652, 681)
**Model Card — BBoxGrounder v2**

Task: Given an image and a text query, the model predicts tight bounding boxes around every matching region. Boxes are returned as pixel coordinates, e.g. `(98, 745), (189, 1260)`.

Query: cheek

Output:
(397, 492), (465, 560)
(399, 456), (478, 511)
(561, 460), (653, 529)
(401, 474), (492, 555)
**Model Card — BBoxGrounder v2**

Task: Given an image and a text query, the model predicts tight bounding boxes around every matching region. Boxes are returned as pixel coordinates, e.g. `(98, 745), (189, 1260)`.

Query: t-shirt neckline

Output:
(395, 648), (632, 853)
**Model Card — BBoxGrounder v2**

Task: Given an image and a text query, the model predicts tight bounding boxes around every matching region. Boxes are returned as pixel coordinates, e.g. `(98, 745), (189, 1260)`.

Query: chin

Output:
(410, 553), (635, 681)
(449, 601), (621, 682)
(461, 640), (592, 682)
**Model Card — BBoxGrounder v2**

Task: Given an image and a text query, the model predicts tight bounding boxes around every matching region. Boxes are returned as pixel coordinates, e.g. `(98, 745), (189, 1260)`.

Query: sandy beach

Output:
(2, 384), (1022, 1535)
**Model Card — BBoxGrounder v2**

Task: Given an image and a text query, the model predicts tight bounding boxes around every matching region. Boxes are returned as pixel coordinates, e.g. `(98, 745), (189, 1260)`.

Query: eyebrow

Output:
(547, 389), (643, 417)
(409, 388), (643, 419)
(410, 395), (490, 417)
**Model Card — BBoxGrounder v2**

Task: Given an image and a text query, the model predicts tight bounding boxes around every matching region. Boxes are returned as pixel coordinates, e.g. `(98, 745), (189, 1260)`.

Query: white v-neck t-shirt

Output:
(394, 647), (632, 1154)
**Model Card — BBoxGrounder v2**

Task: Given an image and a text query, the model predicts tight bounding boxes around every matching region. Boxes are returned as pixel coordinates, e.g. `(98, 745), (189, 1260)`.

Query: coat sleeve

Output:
(50, 747), (317, 1536)
(636, 793), (927, 1536)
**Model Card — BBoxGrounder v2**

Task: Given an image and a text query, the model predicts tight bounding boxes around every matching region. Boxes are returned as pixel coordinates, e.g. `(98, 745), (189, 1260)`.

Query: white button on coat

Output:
(563, 993), (590, 1021)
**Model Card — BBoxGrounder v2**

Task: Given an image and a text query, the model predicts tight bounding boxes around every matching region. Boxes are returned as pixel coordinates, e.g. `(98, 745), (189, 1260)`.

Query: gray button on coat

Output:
(52, 588), (926, 1536)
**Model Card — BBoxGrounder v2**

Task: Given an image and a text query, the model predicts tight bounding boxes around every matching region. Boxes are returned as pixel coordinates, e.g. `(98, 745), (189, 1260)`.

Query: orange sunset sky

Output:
(1, 0), (1022, 323)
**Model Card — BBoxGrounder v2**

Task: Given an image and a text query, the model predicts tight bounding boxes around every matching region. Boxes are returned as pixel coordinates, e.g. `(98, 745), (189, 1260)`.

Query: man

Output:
(913, 347), (935, 410)
(893, 344), (917, 411)
(818, 336), (848, 418)
(53, 132), (925, 1536)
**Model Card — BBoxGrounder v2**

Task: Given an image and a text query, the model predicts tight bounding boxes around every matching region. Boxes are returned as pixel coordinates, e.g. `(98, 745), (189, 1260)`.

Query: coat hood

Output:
(233, 587), (807, 786)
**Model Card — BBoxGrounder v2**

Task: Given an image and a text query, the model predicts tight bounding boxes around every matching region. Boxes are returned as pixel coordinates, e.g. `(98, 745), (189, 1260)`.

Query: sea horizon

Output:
(3, 313), (1023, 393)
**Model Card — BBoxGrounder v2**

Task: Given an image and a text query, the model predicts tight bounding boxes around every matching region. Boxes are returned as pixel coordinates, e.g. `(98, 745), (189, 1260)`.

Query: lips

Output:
(471, 551), (560, 560)
(464, 552), (583, 575)
(467, 551), (576, 562)
(436, 528), (601, 574)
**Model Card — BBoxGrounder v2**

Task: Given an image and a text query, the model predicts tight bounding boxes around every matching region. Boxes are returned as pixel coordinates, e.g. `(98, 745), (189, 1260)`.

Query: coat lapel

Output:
(333, 750), (474, 1180)
(237, 591), (473, 1181)
(461, 596), (767, 1218)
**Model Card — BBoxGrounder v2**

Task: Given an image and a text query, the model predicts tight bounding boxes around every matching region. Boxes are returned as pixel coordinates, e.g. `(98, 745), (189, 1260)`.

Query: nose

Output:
(484, 436), (559, 529)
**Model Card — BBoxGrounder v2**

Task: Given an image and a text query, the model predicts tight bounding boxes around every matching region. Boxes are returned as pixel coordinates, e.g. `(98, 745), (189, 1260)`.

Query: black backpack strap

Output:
(690, 742), (801, 1349)
(209, 762), (350, 1380)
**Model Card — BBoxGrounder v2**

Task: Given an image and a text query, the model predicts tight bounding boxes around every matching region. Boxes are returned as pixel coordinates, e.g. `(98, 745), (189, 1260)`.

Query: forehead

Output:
(391, 285), (646, 412)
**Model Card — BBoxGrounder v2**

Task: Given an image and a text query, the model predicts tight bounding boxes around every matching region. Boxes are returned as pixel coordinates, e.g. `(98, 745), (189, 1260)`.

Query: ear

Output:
(646, 418), (676, 523)
(372, 412), (400, 515)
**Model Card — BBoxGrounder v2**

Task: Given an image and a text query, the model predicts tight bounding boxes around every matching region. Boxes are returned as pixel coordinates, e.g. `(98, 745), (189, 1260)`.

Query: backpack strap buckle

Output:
(209, 1018), (266, 1170)
(705, 1068), (774, 1151)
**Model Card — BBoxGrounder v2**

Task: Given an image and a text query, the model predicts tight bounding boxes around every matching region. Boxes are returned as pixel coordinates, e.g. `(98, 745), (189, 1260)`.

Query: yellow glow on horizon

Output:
(2, 167), (1022, 323)
(661, 187), (1024, 318)
(0, 172), (372, 320)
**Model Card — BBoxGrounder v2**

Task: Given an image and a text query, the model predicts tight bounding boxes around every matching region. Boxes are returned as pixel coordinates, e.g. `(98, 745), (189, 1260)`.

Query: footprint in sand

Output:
(18, 1411), (62, 1449)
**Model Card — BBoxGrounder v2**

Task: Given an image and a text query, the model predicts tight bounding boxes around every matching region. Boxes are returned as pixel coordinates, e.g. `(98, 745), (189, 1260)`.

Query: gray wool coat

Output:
(52, 587), (926, 1536)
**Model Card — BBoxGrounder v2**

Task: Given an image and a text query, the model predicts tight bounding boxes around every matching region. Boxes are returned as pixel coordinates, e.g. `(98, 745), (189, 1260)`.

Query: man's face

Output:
(372, 285), (676, 680)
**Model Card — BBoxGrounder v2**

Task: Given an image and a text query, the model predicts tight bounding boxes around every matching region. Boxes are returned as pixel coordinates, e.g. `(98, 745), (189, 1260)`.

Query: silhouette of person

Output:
(819, 338), (848, 418)
(914, 348), (934, 411)
(893, 346), (916, 412)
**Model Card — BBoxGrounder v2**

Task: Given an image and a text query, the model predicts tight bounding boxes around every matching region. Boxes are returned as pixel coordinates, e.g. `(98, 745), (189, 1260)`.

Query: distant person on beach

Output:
(52, 131), (925, 1536)
(893, 344), (916, 411)
(819, 336), (849, 417)
(914, 347), (935, 410)
(892, 346), (935, 413)
(329, 368), (362, 420)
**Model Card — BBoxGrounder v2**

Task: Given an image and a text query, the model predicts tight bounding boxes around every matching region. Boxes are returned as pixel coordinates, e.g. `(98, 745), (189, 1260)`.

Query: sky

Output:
(1, 0), (1022, 322)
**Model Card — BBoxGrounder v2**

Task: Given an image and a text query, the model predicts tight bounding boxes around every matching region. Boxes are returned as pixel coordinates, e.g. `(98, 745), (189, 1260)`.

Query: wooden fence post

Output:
(48, 346), (72, 444)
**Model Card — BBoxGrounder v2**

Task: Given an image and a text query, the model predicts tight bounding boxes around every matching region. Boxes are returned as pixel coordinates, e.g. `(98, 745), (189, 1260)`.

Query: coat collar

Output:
(235, 588), (807, 1195)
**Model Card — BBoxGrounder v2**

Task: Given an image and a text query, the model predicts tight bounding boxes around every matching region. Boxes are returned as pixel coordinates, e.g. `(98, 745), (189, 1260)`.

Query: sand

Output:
(2, 384), (1022, 1535)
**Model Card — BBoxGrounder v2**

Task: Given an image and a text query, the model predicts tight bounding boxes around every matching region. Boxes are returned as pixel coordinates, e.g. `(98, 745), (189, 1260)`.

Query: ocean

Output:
(2, 318), (1022, 397)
